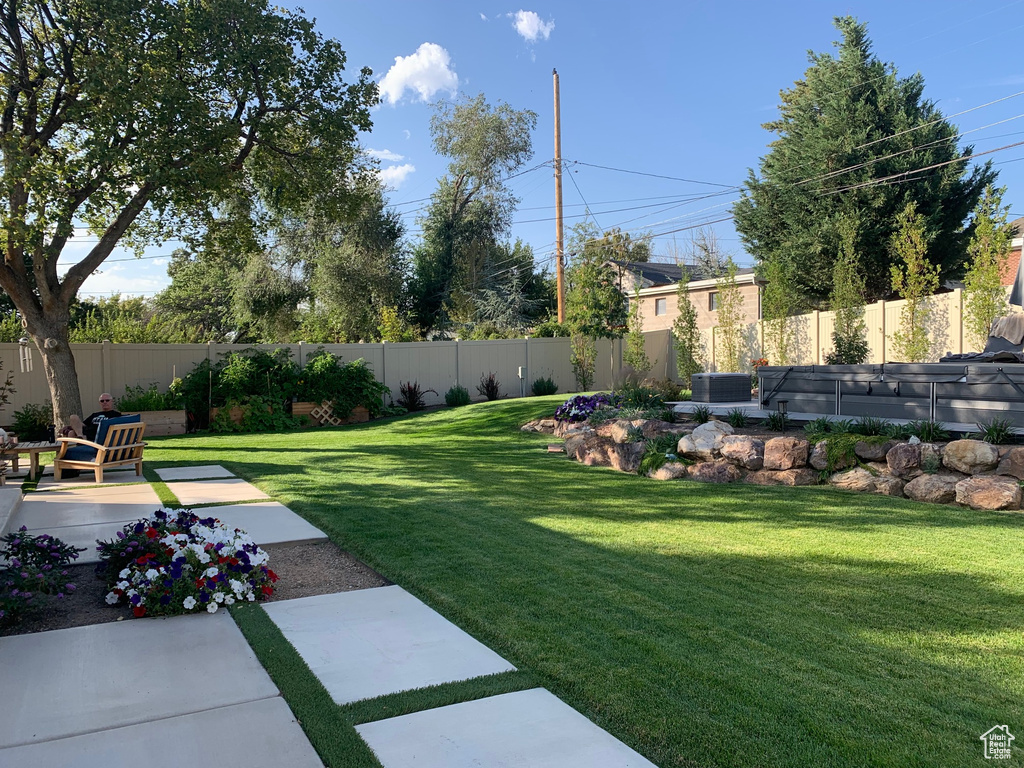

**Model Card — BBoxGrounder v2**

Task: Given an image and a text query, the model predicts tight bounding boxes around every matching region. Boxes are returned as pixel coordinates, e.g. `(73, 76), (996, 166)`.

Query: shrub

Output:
(477, 372), (502, 401)
(638, 434), (689, 476)
(397, 381), (436, 412)
(906, 419), (950, 443)
(690, 405), (712, 424)
(531, 376), (558, 396)
(883, 421), (911, 439)
(209, 396), (305, 434)
(1, 526), (83, 627)
(803, 417), (832, 435)
(97, 509), (277, 618)
(763, 412), (788, 431)
(445, 385), (472, 407)
(117, 382), (184, 411)
(297, 352), (388, 419)
(643, 378), (685, 402)
(570, 333), (596, 391)
(726, 408), (748, 428)
(554, 393), (615, 423)
(852, 415), (890, 437)
(615, 381), (665, 410)
(974, 417), (1015, 445)
(13, 401), (53, 441)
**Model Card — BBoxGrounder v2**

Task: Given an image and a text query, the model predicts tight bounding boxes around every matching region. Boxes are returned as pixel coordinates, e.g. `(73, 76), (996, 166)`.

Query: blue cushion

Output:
(94, 413), (141, 445)
(64, 444), (97, 462)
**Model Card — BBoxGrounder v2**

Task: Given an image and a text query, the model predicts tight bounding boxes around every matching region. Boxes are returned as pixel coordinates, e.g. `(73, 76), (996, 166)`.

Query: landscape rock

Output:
(865, 461), (891, 475)
(641, 420), (691, 440)
(554, 421), (590, 439)
(689, 461), (742, 484)
(886, 443), (921, 478)
(920, 443), (945, 473)
(596, 419), (644, 444)
(943, 439), (999, 474)
(575, 435), (645, 473)
(677, 420), (734, 461)
(649, 462), (690, 481)
(854, 440), (896, 462)
(903, 474), (961, 504)
(719, 436), (765, 469)
(873, 475), (906, 497)
(744, 468), (818, 486)
(563, 432), (592, 460)
(520, 418), (557, 434)
(955, 475), (1023, 511)
(809, 440), (854, 471)
(763, 436), (810, 470)
(995, 446), (1024, 480)
(829, 467), (876, 493)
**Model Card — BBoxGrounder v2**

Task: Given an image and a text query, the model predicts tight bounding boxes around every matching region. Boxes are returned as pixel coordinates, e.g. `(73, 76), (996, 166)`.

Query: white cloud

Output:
(480, 12), (487, 20)
(403, 129), (411, 140)
(511, 10), (554, 42)
(379, 43), (459, 105)
(378, 164), (416, 188)
(367, 148), (405, 162)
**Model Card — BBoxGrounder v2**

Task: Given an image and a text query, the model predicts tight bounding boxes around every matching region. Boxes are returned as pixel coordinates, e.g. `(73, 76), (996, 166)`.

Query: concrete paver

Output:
(0, 698), (323, 768)
(35, 467), (142, 491)
(155, 465), (235, 482)
(166, 478), (270, 506)
(0, 612), (278, 748)
(356, 688), (658, 768)
(263, 586), (516, 704)
(197, 501), (326, 546)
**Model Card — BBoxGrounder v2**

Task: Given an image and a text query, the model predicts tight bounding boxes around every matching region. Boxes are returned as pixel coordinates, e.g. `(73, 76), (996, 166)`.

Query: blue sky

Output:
(75, 0), (1024, 298)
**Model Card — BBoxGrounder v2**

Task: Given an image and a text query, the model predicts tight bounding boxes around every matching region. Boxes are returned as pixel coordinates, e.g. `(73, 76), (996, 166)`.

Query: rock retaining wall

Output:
(522, 417), (1024, 512)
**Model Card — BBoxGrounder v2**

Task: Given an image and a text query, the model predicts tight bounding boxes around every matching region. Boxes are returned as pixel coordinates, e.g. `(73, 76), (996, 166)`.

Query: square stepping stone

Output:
(155, 465), (235, 482)
(0, 698), (322, 768)
(0, 611), (278, 748)
(198, 502), (326, 546)
(264, 586), (515, 704)
(35, 467), (142, 491)
(356, 688), (658, 768)
(14, 484), (162, 531)
(165, 478), (269, 506)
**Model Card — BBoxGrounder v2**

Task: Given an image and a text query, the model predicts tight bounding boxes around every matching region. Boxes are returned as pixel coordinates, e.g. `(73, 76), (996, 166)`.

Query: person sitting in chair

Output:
(62, 393), (122, 440)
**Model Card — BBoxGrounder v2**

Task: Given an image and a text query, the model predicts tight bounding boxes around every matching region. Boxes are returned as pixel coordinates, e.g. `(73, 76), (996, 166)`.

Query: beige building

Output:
(607, 260), (763, 333)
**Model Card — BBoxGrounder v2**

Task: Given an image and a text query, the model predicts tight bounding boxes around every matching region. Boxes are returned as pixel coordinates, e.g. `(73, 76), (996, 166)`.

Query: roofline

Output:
(637, 272), (762, 296)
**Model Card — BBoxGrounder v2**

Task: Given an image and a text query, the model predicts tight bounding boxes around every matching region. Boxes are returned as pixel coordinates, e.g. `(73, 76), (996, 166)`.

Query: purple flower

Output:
(66, 584), (76, 591)
(130, 593), (141, 605)
(116, 531), (126, 539)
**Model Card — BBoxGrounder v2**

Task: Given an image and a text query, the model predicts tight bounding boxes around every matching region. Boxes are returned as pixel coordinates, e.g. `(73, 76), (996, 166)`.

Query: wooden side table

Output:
(1, 441), (60, 481)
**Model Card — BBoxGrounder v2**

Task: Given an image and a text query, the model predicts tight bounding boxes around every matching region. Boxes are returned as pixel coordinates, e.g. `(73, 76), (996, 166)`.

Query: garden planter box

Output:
(293, 402), (370, 427)
(208, 405), (249, 425)
(125, 409), (186, 436)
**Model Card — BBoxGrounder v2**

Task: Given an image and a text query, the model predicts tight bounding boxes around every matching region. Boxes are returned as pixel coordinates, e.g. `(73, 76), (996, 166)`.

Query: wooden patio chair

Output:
(54, 417), (147, 483)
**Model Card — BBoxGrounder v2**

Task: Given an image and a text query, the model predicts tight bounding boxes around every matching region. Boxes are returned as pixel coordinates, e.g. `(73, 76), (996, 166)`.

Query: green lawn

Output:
(147, 398), (1024, 768)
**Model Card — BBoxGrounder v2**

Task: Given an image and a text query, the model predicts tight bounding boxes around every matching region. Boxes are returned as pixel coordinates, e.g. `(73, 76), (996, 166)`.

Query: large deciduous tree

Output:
(410, 93), (537, 334)
(0, 0), (376, 424)
(733, 16), (995, 305)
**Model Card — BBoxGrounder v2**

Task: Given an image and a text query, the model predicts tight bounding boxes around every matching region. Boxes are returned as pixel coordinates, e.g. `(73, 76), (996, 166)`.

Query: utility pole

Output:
(553, 68), (565, 323)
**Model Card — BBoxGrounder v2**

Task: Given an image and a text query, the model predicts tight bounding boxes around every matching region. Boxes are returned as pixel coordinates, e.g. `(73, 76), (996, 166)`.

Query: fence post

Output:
(879, 300), (887, 363)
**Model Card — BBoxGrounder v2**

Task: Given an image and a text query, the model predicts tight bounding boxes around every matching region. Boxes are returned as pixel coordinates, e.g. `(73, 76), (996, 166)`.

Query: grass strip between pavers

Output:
(142, 465), (180, 508)
(230, 602), (384, 768)
(340, 669), (538, 726)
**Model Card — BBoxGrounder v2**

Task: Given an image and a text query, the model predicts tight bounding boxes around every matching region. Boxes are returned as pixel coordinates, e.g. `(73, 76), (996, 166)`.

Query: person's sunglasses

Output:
(99, 399), (111, 402)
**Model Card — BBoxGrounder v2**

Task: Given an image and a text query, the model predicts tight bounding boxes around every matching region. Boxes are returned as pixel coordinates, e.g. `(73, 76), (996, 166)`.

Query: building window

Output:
(709, 292), (719, 311)
(655, 298), (667, 316)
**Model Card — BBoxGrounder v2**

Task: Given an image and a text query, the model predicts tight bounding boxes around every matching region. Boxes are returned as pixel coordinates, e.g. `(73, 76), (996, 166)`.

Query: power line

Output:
(567, 161), (737, 188)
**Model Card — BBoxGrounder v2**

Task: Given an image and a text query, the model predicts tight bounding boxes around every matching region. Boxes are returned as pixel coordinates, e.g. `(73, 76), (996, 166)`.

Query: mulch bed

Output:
(0, 540), (388, 638)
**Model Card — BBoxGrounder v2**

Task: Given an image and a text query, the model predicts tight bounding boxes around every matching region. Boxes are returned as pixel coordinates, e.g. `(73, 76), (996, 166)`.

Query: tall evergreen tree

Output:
(889, 203), (940, 362)
(825, 223), (870, 364)
(760, 258), (797, 365)
(672, 267), (704, 388)
(623, 288), (652, 375)
(714, 258), (745, 372)
(733, 16), (995, 306)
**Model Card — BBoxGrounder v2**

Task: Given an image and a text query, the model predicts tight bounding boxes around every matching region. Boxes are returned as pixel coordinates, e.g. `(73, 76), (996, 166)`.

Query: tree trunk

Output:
(30, 317), (82, 431)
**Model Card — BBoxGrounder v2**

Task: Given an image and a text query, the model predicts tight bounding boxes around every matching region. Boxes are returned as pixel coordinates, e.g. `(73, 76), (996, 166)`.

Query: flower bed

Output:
(1, 527), (82, 627)
(97, 509), (278, 617)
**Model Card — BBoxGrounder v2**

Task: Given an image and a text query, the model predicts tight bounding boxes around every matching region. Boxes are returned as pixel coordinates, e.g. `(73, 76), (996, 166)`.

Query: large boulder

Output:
(886, 443), (921, 478)
(677, 420), (734, 461)
(955, 475), (1022, 511)
(649, 462), (690, 481)
(874, 475), (906, 497)
(595, 419), (644, 444)
(521, 418), (556, 433)
(554, 420), (590, 439)
(903, 474), (961, 504)
(829, 467), (876, 493)
(943, 439), (999, 474)
(854, 440), (896, 462)
(566, 433), (644, 473)
(809, 440), (854, 471)
(763, 436), (810, 470)
(641, 420), (691, 440)
(996, 446), (1024, 480)
(719, 436), (765, 470)
(744, 468), (819, 486)
(689, 461), (742, 484)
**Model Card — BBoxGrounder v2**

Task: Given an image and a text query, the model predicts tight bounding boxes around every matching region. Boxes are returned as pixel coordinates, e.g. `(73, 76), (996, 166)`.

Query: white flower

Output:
(116, 580), (129, 590)
(182, 596), (197, 610)
(229, 579), (244, 594)
(119, 568), (130, 579)
(213, 592), (225, 603)
(247, 593), (255, 601)
(105, 592), (119, 605)
(205, 566), (219, 578)
(206, 602), (218, 614)
(197, 552), (211, 564)
(145, 568), (160, 581)
(224, 595), (235, 605)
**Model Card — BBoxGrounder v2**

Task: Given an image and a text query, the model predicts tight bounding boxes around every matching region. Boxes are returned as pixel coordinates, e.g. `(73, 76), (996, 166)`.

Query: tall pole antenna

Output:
(553, 68), (566, 323)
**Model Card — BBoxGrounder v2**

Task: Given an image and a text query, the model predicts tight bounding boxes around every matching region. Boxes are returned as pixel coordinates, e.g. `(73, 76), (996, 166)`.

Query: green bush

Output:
(973, 417), (1015, 445)
(615, 381), (665, 410)
(116, 382), (184, 411)
(445, 385), (472, 407)
(13, 401), (52, 441)
(296, 352), (388, 419)
(531, 376), (558, 396)
(690, 405), (712, 424)
(209, 397), (304, 433)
